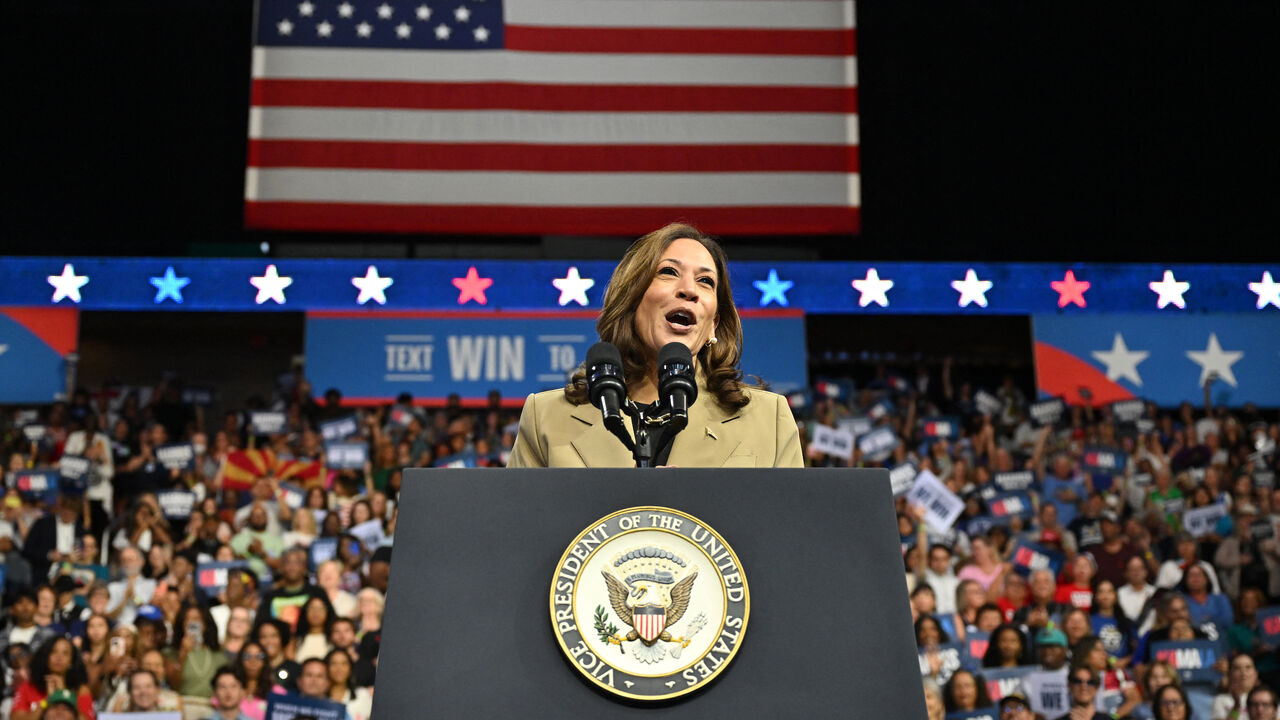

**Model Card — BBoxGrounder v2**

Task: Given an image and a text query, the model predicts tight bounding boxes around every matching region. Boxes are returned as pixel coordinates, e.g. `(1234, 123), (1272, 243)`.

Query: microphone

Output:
(585, 342), (629, 439)
(657, 342), (698, 431)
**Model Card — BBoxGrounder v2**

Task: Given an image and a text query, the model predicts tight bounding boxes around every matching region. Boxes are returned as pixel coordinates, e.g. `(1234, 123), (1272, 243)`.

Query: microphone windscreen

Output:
(586, 341), (623, 370)
(657, 342), (693, 369)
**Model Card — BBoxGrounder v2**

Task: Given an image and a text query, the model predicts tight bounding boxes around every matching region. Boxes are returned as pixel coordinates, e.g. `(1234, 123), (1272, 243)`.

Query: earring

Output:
(706, 337), (718, 348)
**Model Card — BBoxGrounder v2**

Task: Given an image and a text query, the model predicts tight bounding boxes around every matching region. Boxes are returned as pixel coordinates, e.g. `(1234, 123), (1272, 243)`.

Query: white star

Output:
(1248, 271), (1280, 310)
(317, 20), (333, 37)
(1091, 333), (1150, 386)
(277, 18), (294, 35)
(434, 23), (451, 39)
(950, 268), (993, 308)
(298, 1), (314, 16)
(416, 3), (432, 20)
(552, 267), (595, 307)
(396, 22), (412, 37)
(377, 3), (394, 19)
(352, 265), (394, 305)
(473, 25), (489, 41)
(47, 263), (89, 304)
(338, 2), (354, 17)
(1149, 269), (1190, 309)
(1186, 333), (1244, 387)
(454, 5), (470, 22)
(851, 268), (893, 308)
(356, 21), (373, 37)
(250, 265), (293, 305)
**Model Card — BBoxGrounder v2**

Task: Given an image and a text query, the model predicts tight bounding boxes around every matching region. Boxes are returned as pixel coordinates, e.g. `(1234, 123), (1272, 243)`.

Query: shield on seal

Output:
(633, 604), (666, 643)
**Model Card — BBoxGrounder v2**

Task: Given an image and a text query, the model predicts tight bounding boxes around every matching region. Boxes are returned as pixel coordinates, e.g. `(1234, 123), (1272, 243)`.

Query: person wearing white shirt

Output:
(106, 545), (158, 626)
(64, 413), (115, 533)
(1118, 555), (1158, 636)
(922, 544), (961, 616)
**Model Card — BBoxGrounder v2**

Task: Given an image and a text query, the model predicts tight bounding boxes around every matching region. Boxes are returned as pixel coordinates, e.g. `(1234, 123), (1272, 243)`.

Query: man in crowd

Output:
(1055, 667), (1110, 720)
(296, 658), (332, 700)
(206, 667), (253, 720)
(20, 494), (84, 581)
(922, 544), (960, 616)
(1090, 510), (1138, 588)
(230, 504), (284, 578)
(255, 547), (325, 629)
(106, 544), (157, 625)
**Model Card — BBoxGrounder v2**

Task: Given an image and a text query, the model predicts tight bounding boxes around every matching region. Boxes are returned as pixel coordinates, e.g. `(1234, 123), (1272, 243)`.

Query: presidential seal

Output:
(549, 506), (749, 701)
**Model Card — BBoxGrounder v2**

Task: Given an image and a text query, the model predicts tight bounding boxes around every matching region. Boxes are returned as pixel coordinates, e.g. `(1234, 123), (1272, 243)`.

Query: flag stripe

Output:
(247, 168), (859, 206)
(248, 139), (861, 172)
(504, 26), (856, 56)
(244, 202), (861, 234)
(252, 47), (857, 87)
(504, 0), (855, 30)
(251, 79), (857, 113)
(248, 107), (860, 145)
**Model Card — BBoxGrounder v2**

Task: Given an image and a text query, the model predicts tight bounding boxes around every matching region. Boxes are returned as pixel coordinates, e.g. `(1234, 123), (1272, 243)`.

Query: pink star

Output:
(1050, 270), (1090, 308)
(452, 266), (493, 305)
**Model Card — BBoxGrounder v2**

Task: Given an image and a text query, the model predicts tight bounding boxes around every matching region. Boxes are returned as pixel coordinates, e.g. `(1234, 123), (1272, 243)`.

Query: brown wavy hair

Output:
(565, 223), (750, 410)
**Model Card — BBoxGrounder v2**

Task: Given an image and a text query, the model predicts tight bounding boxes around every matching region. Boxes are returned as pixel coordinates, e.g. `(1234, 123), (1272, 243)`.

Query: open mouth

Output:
(665, 309), (695, 328)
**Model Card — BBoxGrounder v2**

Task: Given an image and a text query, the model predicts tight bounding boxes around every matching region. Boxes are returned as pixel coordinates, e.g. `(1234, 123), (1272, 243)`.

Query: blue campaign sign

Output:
(1082, 446), (1128, 476)
(992, 471), (1040, 495)
(988, 492), (1036, 520)
(963, 631), (990, 670)
(1034, 313), (1280, 406)
(1010, 540), (1065, 578)
(1151, 641), (1222, 684)
(196, 561), (251, 595)
(10, 468), (61, 504)
(919, 642), (965, 684)
(983, 666), (1036, 702)
(305, 310), (807, 403)
(922, 416), (962, 440)
(1256, 605), (1280, 645)
(0, 308), (78, 403)
(265, 693), (347, 720)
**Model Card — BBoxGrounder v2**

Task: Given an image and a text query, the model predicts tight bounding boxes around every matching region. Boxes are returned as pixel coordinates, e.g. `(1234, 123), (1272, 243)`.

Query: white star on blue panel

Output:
(150, 266), (191, 304)
(753, 269), (794, 307)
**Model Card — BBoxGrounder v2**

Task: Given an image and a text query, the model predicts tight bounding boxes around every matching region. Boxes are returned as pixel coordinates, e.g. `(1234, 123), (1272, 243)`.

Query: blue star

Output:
(150, 266), (191, 304)
(753, 269), (794, 307)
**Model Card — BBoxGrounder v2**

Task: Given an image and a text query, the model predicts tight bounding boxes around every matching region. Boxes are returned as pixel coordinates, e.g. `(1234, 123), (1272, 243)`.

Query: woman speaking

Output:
(508, 223), (803, 468)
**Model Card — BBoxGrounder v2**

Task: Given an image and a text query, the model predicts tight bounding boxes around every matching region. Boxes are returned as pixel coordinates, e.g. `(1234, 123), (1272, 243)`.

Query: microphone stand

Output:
(618, 400), (681, 468)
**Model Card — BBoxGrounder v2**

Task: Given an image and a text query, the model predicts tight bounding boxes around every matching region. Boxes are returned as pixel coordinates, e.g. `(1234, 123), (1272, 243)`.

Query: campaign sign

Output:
(348, 519), (386, 552)
(10, 468), (60, 503)
(1082, 446), (1127, 475)
(946, 708), (997, 720)
(22, 424), (48, 443)
(858, 426), (899, 462)
(837, 415), (873, 439)
(325, 442), (368, 470)
(810, 424), (855, 461)
(1152, 641), (1222, 683)
(249, 411), (287, 435)
(1010, 540), (1065, 578)
(992, 471), (1039, 494)
(906, 470), (964, 533)
(1110, 399), (1146, 423)
(56, 562), (109, 588)
(869, 398), (896, 420)
(156, 490), (196, 520)
(278, 482), (306, 510)
(1182, 503), (1228, 538)
(922, 416), (962, 440)
(918, 642), (964, 684)
(1255, 470), (1276, 489)
(265, 693), (347, 720)
(889, 463), (919, 497)
(319, 415), (360, 443)
(1024, 670), (1068, 717)
(100, 713), (181, 720)
(309, 537), (339, 569)
(974, 390), (1003, 416)
(984, 666), (1036, 702)
(1029, 398), (1067, 428)
(963, 632), (990, 670)
(155, 443), (196, 471)
(196, 561), (250, 595)
(181, 386), (213, 406)
(988, 492), (1036, 520)
(58, 454), (91, 482)
(388, 405), (417, 428)
(1250, 519), (1276, 541)
(1255, 606), (1280, 645)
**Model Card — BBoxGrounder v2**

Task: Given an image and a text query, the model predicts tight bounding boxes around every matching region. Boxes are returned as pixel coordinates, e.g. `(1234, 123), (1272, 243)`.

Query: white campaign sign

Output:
(810, 424), (855, 460)
(1183, 502), (1228, 538)
(906, 470), (964, 533)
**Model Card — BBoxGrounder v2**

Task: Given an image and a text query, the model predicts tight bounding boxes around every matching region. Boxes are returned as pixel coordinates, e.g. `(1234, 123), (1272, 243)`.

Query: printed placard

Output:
(1109, 399), (1146, 423)
(1151, 640), (1223, 683)
(922, 416), (962, 440)
(319, 415), (361, 443)
(906, 470), (964, 533)
(963, 631), (990, 670)
(21, 424), (47, 442)
(1024, 670), (1068, 717)
(348, 519), (386, 552)
(325, 442), (368, 470)
(309, 537), (339, 569)
(1082, 446), (1127, 475)
(195, 561), (251, 595)
(278, 482), (306, 510)
(983, 666), (1036, 702)
(181, 386), (214, 406)
(1182, 503), (1228, 538)
(1010, 540), (1065, 578)
(857, 426), (900, 462)
(992, 471), (1039, 494)
(57, 454), (91, 481)
(1250, 518), (1276, 541)
(388, 405), (416, 427)
(836, 415), (873, 438)
(156, 490), (196, 520)
(11, 468), (60, 503)
(1256, 606), (1280, 645)
(918, 642), (964, 684)
(265, 693), (347, 720)
(987, 492), (1036, 520)
(1029, 398), (1067, 428)
(868, 398), (896, 420)
(974, 390), (1003, 416)
(249, 411), (287, 435)
(889, 463), (919, 497)
(1255, 471), (1276, 489)
(810, 424), (855, 460)
(155, 443), (196, 471)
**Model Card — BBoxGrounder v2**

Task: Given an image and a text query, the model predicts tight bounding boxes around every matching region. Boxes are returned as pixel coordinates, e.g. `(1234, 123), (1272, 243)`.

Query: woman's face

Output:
(1185, 566), (1208, 593)
(306, 599), (328, 627)
(917, 620), (940, 646)
(358, 592), (381, 616)
(1094, 581), (1116, 609)
(87, 616), (110, 644)
(241, 643), (266, 673)
(229, 608), (252, 639)
(1087, 643), (1109, 671)
(1064, 611), (1089, 640)
(964, 583), (986, 609)
(37, 588), (55, 614)
(1147, 664), (1173, 691)
(308, 488), (326, 509)
(1229, 656), (1257, 688)
(925, 687), (945, 720)
(317, 563), (339, 590)
(971, 538), (990, 563)
(184, 608), (204, 635)
(328, 652), (351, 683)
(997, 629), (1022, 661)
(48, 639), (73, 674)
(1072, 556), (1093, 584)
(951, 672), (977, 709)
(632, 237), (719, 362)
(352, 502), (372, 525)
(141, 650), (166, 679)
(1168, 619), (1195, 641)
(258, 626), (281, 656)
(1156, 687), (1187, 720)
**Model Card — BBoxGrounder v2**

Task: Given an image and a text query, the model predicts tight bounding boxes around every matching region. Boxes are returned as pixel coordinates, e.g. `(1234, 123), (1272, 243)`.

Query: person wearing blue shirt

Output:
(1041, 453), (1089, 529)
(1180, 564), (1233, 640)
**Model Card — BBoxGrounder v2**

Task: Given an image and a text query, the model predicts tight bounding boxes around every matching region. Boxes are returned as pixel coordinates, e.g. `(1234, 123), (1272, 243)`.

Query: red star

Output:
(452, 266), (493, 305)
(1050, 270), (1090, 308)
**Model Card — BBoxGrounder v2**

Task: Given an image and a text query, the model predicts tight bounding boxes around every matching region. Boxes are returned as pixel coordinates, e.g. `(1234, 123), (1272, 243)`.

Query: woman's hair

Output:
(234, 642), (273, 699)
(1068, 635), (1103, 671)
(981, 624), (1030, 667)
(1152, 683), (1193, 720)
(295, 595), (337, 639)
(564, 223), (751, 410)
(942, 669), (992, 713)
(914, 615), (950, 645)
(28, 635), (90, 691)
(172, 603), (221, 650)
(1144, 659), (1183, 696)
(253, 618), (293, 648)
(324, 648), (357, 699)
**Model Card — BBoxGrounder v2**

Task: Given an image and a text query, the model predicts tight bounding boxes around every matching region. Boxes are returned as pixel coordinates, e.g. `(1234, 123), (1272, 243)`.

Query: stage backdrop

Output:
(0, 308), (78, 403)
(304, 309), (807, 404)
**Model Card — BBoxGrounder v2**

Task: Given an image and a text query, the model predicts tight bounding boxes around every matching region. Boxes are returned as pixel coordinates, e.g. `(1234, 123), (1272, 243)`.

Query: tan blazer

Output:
(507, 385), (803, 468)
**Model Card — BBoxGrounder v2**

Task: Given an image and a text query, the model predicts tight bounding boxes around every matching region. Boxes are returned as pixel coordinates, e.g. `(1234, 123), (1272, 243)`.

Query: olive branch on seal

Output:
(593, 605), (619, 643)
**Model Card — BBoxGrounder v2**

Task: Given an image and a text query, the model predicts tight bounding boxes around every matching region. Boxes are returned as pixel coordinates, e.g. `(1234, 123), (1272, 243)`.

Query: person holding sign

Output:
(1226, 588), (1279, 686)
(508, 224), (802, 469)
(1210, 654), (1263, 720)
(1180, 564), (1232, 639)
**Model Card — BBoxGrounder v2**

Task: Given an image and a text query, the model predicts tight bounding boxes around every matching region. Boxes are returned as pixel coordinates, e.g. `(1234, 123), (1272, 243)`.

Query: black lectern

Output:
(373, 468), (926, 718)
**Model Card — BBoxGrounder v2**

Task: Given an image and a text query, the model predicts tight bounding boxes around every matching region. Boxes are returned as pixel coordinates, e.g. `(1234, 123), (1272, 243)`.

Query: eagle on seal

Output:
(601, 569), (698, 648)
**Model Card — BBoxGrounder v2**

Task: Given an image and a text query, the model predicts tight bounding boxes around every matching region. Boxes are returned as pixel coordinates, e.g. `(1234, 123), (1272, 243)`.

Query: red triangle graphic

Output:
(1034, 340), (1135, 406)
(2, 307), (79, 357)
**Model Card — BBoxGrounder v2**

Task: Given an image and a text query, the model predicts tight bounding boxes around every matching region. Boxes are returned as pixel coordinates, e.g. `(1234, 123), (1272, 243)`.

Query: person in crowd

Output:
(1020, 626), (1070, 711)
(1135, 592), (1209, 665)
(21, 496), (85, 583)
(508, 223), (804, 468)
(31, 688), (80, 720)
(1214, 505), (1273, 602)
(293, 596), (336, 663)
(165, 603), (227, 707)
(1089, 577), (1135, 666)
(981, 623), (1031, 668)
(209, 571), (257, 643)
(231, 641), (271, 713)
(1014, 568), (1067, 635)
(1090, 510), (1140, 588)
(1181, 564), (1233, 639)
(1133, 660), (1182, 720)
(1211, 654), (1262, 720)
(921, 543), (961, 616)
(922, 679), (945, 720)
(953, 579), (987, 639)
(10, 636), (96, 720)
(1120, 554), (1159, 636)
(105, 545), (157, 626)
(252, 620), (299, 692)
(324, 648), (371, 720)
(219, 606), (254, 659)
(230, 505), (284, 579)
(959, 535), (1009, 595)
(205, 666), (253, 720)
(1151, 683), (1193, 720)
(1226, 587), (1279, 689)
(316, 560), (357, 619)
(63, 411), (114, 542)
(1057, 666), (1112, 720)
(996, 571), (1029, 623)
(1056, 554), (1098, 611)
(1157, 531), (1222, 593)
(295, 658), (331, 701)
(1062, 607), (1094, 649)
(999, 692), (1035, 720)
(943, 668), (993, 714)
(1244, 685), (1277, 720)
(1070, 635), (1140, 717)
(253, 548), (324, 629)
(354, 588), (383, 637)
(3, 589), (57, 655)
(76, 613), (111, 694)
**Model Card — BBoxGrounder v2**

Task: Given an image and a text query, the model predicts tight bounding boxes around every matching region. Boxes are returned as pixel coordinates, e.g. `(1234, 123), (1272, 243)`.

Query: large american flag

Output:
(247, 0), (859, 235)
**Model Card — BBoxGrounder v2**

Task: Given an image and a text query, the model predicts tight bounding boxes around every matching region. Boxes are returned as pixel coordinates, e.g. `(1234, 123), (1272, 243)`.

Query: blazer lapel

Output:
(669, 396), (743, 467)
(568, 405), (636, 468)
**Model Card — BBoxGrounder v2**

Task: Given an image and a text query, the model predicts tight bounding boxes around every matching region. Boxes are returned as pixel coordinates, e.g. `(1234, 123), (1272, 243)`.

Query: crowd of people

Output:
(1, 359), (1277, 719)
